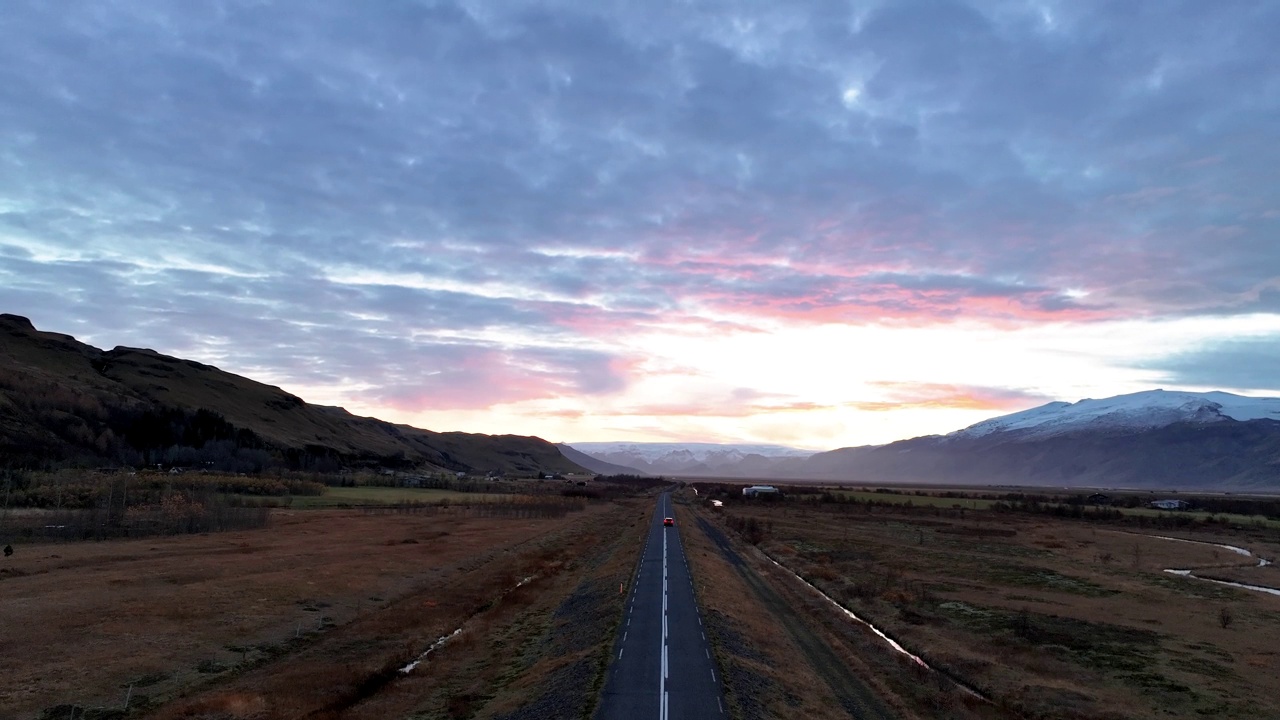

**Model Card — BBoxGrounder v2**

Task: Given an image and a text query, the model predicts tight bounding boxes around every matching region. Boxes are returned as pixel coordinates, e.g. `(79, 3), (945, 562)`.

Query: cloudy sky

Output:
(2, 1), (1278, 449)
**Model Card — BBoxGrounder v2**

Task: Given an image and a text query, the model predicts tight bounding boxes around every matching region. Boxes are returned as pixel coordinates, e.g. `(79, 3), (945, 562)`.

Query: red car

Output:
(663, 517), (674, 527)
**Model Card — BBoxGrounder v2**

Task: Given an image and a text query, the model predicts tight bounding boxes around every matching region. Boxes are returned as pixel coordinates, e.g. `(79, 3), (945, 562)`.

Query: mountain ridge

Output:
(0, 314), (584, 476)
(796, 389), (1280, 489)
(567, 441), (814, 477)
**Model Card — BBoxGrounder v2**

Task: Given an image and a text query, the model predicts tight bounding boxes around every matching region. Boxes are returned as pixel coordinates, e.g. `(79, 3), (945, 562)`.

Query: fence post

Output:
(123, 682), (134, 710)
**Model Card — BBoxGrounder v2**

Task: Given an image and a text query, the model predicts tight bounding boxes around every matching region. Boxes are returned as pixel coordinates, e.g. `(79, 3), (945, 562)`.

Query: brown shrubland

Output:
(0, 498), (648, 719)
(693, 489), (1280, 719)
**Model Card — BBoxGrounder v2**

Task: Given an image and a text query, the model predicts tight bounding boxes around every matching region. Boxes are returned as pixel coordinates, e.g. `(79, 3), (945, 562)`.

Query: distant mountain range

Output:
(565, 442), (812, 477)
(0, 314), (583, 476)
(555, 444), (644, 476)
(568, 391), (1280, 489)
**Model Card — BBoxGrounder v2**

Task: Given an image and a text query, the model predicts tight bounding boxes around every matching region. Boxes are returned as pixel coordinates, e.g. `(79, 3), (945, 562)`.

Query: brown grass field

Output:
(688, 489), (1280, 719)
(0, 497), (653, 719)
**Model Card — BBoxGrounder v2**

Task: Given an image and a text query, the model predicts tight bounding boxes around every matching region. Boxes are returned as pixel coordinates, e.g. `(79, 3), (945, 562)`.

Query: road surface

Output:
(596, 491), (725, 720)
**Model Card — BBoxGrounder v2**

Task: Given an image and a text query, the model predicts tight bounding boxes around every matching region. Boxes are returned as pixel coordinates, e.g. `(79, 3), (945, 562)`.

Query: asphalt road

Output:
(596, 491), (725, 720)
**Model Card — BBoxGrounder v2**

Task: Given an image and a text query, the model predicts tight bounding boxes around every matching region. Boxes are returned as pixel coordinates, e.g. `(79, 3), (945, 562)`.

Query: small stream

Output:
(1148, 535), (1280, 597)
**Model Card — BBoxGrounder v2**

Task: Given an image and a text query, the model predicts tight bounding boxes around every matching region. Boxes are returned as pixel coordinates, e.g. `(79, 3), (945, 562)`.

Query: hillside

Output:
(0, 314), (583, 475)
(555, 444), (645, 476)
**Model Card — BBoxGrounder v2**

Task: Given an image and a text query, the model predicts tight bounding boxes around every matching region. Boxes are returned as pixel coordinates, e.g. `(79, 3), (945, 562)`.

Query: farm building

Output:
(1148, 499), (1190, 510)
(742, 485), (779, 497)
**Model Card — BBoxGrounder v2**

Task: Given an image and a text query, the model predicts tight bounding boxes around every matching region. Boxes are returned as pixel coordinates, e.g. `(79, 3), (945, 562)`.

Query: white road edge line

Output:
(660, 516), (669, 720)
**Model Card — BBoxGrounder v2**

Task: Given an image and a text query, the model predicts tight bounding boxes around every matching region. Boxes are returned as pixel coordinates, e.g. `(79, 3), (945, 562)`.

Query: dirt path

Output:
(694, 515), (894, 720)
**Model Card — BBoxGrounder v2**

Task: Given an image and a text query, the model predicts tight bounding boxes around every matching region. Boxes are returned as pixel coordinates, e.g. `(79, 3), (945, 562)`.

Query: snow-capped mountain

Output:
(796, 389), (1280, 489)
(953, 390), (1280, 440)
(567, 442), (813, 476)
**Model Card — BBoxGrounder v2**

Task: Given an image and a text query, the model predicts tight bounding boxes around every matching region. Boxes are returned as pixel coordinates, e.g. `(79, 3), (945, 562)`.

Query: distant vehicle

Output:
(663, 517), (674, 527)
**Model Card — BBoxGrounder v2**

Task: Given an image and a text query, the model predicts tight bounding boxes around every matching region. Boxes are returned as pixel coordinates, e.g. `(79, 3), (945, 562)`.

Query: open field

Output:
(818, 489), (1280, 530)
(682, 477), (1280, 498)
(687, 485), (1280, 719)
(689, 481), (1280, 531)
(0, 496), (652, 719)
(680, 497), (1012, 720)
(283, 486), (504, 508)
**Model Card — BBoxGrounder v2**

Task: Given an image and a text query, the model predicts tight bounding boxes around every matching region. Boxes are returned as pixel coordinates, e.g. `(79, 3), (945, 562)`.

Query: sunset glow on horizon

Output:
(2, 1), (1278, 449)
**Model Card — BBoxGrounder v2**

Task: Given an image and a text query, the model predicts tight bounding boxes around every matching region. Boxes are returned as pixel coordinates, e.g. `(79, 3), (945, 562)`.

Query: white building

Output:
(742, 485), (779, 497)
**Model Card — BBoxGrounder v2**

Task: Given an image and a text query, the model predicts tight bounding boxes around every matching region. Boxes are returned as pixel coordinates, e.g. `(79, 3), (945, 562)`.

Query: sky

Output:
(1, 1), (1279, 450)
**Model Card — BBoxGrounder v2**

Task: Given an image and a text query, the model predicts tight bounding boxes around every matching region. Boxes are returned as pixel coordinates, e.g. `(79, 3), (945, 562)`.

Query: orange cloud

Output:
(617, 399), (838, 418)
(848, 383), (1050, 412)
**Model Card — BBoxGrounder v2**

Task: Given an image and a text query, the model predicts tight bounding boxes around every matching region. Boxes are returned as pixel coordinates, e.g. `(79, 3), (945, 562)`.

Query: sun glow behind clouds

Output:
(320, 313), (1280, 448)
